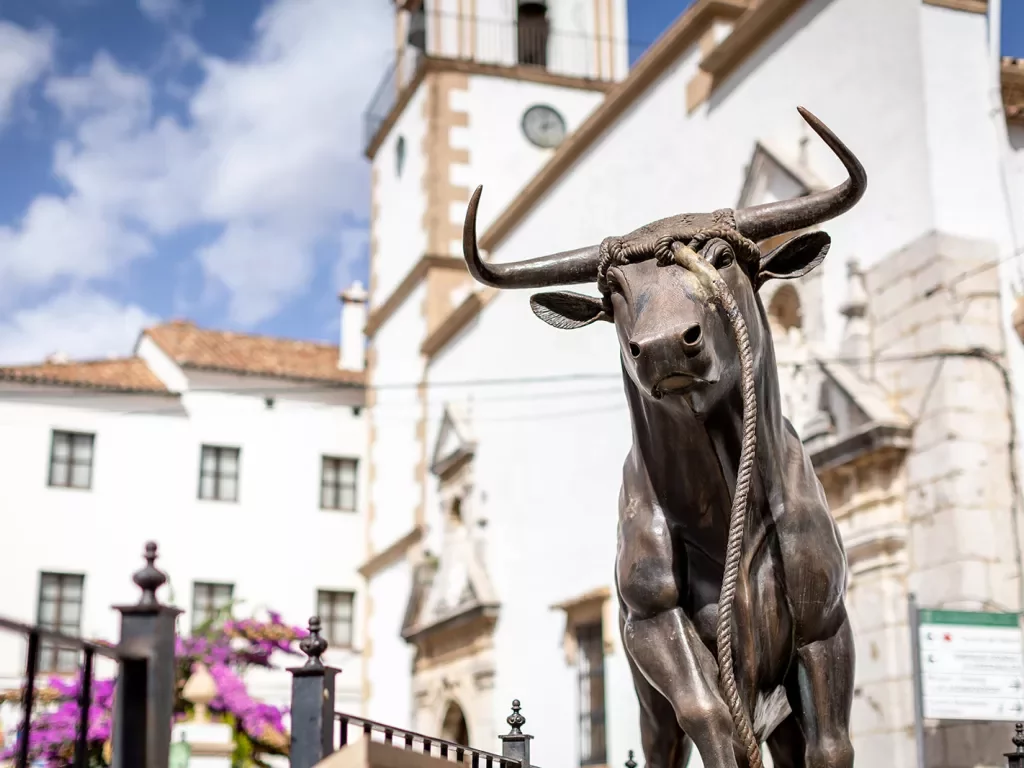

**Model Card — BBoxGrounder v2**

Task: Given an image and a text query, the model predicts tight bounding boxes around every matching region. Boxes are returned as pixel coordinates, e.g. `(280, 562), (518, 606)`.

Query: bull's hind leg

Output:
(785, 612), (855, 768)
(765, 714), (806, 768)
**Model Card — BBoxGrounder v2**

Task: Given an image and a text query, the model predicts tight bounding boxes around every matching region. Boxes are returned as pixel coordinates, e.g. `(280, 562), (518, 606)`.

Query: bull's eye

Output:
(708, 243), (734, 269)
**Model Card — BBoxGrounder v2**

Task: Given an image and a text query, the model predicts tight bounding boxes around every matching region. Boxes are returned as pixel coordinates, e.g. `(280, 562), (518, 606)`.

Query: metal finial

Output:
(506, 700), (525, 735)
(625, 750), (637, 768)
(299, 616), (328, 669)
(1007, 723), (1024, 767)
(132, 541), (166, 606)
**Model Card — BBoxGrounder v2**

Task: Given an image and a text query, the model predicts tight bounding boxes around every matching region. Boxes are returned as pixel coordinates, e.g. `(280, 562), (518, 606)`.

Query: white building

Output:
(0, 286), (369, 715)
(363, 0), (1024, 767)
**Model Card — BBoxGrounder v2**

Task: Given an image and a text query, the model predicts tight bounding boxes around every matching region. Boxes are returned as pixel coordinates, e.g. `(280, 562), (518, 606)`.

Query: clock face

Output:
(522, 104), (567, 149)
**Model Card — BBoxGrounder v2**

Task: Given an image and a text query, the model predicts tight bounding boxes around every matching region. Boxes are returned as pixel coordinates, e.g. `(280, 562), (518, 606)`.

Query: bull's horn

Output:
(734, 107), (867, 243)
(462, 186), (603, 289)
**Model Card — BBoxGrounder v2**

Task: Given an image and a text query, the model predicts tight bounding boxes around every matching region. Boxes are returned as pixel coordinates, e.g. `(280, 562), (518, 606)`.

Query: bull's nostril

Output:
(683, 324), (702, 346)
(629, 341), (642, 358)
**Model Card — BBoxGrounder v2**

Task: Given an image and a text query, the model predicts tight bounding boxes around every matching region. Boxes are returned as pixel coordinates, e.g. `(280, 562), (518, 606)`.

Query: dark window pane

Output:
(321, 457), (358, 511)
(192, 581), (235, 630)
(316, 590), (354, 647)
(48, 431), (94, 489)
(199, 445), (241, 501)
(576, 621), (607, 766)
(35, 572), (85, 674)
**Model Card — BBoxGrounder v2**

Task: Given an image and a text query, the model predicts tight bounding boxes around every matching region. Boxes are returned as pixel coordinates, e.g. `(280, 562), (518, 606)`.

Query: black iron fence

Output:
(362, 10), (650, 153)
(8, 544), (1024, 768)
(288, 616), (534, 768)
(0, 542), (179, 768)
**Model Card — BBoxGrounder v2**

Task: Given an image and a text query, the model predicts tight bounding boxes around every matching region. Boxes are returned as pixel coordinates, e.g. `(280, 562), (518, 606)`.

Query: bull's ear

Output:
(756, 231), (832, 290)
(530, 291), (610, 330)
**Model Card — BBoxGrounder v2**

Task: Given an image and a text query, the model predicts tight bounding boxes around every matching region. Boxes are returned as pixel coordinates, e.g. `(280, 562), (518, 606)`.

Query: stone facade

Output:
(804, 231), (1019, 768)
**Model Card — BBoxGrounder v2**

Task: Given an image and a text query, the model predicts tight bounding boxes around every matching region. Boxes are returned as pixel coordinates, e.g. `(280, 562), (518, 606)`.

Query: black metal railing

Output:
(288, 617), (536, 768)
(362, 10), (650, 153)
(334, 711), (518, 767)
(0, 542), (180, 768)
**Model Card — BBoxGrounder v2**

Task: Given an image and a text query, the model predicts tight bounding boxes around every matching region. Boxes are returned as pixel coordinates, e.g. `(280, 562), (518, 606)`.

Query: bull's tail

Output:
(753, 686), (792, 744)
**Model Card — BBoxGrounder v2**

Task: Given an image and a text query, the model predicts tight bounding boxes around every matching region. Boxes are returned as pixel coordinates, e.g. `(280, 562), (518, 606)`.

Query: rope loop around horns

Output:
(596, 227), (762, 314)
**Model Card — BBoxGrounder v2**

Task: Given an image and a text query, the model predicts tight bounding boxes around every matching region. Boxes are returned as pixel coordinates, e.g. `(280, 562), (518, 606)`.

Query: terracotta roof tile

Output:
(0, 358), (171, 394)
(144, 321), (365, 386)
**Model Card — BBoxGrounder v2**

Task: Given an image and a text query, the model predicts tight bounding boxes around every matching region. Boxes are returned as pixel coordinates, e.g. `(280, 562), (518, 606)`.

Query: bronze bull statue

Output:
(461, 107), (866, 768)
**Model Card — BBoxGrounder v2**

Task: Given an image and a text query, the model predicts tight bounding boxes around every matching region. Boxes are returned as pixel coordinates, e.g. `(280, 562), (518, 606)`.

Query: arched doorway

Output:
(440, 700), (470, 746)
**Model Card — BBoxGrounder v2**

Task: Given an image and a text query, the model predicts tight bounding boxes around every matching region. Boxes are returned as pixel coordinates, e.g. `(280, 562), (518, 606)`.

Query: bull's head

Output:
(461, 108), (866, 415)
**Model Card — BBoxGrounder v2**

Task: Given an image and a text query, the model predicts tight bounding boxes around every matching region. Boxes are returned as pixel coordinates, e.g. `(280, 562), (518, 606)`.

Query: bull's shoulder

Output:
(777, 417), (828, 509)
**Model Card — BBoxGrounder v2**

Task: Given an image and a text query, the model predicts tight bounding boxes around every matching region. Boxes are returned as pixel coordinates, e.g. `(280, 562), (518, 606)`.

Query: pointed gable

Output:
(430, 403), (477, 477)
(737, 139), (825, 210)
(403, 402), (498, 641)
(802, 347), (912, 473)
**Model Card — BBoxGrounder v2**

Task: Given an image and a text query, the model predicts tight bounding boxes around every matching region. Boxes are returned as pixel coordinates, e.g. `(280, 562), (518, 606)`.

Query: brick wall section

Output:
(865, 231), (1018, 768)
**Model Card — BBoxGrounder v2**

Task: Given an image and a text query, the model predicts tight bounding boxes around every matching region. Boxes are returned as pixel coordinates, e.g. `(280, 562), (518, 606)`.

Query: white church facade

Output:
(361, 2), (1024, 768)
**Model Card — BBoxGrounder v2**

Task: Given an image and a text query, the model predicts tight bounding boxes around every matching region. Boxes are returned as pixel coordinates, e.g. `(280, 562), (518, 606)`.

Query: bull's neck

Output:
(623, 351), (788, 506)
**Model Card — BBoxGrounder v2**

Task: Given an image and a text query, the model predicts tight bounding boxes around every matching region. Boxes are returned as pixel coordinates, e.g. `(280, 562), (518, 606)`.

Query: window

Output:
(396, 136), (406, 177)
(191, 582), (234, 632)
(321, 456), (358, 511)
(37, 572), (85, 674)
(317, 590), (354, 648)
(48, 430), (95, 490)
(576, 621), (607, 766)
(517, 2), (549, 67)
(407, 1), (426, 50)
(199, 445), (240, 502)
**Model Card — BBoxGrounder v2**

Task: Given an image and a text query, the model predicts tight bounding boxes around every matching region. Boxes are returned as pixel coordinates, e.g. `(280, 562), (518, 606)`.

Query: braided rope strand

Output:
(598, 230), (764, 767)
(667, 239), (762, 768)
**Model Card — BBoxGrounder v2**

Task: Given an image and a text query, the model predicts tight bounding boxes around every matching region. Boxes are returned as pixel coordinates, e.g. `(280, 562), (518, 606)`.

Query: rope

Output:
(600, 231), (763, 768)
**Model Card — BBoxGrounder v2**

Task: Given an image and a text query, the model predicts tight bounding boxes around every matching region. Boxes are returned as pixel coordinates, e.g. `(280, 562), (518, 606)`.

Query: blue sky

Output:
(0, 0), (1019, 365)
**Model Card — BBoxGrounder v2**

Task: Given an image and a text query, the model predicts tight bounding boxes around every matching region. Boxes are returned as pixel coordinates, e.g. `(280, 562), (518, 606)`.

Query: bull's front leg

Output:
(618, 501), (741, 768)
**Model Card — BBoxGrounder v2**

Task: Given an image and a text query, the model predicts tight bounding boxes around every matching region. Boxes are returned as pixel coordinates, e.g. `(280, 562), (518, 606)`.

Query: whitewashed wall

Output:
(369, 289), (427, 552)
(0, 356), (367, 711)
(374, 86), (429, 306)
(452, 75), (606, 248)
(364, 557), (417, 727)
(426, 293), (634, 768)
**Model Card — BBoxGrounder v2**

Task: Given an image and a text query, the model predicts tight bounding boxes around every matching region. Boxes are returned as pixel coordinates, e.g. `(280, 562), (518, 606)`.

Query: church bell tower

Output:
(360, 0), (629, 729)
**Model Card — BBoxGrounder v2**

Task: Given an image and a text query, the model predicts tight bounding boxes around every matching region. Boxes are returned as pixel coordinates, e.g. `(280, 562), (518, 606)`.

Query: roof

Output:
(0, 358), (171, 394)
(143, 320), (365, 387)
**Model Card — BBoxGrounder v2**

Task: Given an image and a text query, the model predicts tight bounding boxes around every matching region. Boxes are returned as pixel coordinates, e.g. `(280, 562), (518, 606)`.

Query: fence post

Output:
(112, 542), (182, 768)
(289, 617), (339, 768)
(499, 700), (532, 768)
(1007, 723), (1024, 768)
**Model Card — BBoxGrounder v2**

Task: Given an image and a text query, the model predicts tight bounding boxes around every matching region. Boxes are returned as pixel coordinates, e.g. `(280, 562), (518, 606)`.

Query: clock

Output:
(521, 104), (567, 149)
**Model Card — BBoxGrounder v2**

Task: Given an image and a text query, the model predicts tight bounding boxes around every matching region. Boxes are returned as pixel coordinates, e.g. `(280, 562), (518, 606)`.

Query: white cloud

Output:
(138, 0), (181, 23)
(0, 21), (54, 126)
(197, 222), (318, 326)
(0, 0), (391, 326)
(0, 291), (157, 365)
